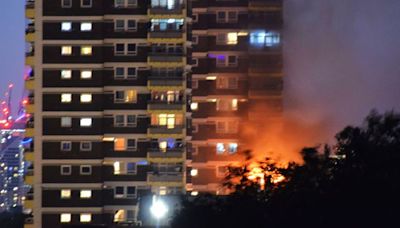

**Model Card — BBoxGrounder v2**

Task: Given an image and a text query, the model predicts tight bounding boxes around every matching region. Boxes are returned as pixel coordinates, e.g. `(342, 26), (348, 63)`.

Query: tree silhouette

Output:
(171, 111), (400, 228)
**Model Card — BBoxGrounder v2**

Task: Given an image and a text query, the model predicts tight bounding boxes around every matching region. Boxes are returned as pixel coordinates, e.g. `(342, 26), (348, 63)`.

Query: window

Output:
(61, 117), (72, 127)
(127, 115), (136, 126)
(216, 33), (227, 44)
(216, 143), (225, 154)
(191, 169), (198, 177)
(61, 93), (72, 103)
(115, 115), (125, 127)
(115, 67), (125, 78)
(80, 165), (92, 175)
(61, 22), (72, 32)
(61, 0), (72, 8)
(216, 11), (237, 23)
(190, 102), (198, 111)
(61, 189), (71, 199)
(153, 113), (181, 129)
(127, 20), (137, 31)
(127, 187), (136, 198)
(61, 165), (72, 175)
(232, 99), (238, 111)
(228, 143), (238, 153)
(114, 90), (137, 103)
(114, 209), (125, 222)
(228, 56), (238, 66)
(80, 93), (92, 103)
(127, 163), (136, 174)
(216, 99), (230, 111)
(115, 186), (124, 198)
(192, 58), (198, 66)
(250, 31), (280, 47)
(115, 43), (125, 55)
(217, 77), (238, 89)
(60, 213), (71, 223)
(61, 141), (72, 151)
(80, 213), (92, 223)
(80, 142), (92, 151)
(127, 44), (136, 55)
(80, 70), (92, 79)
(115, 20), (125, 31)
(80, 22), (92, 31)
(127, 68), (137, 78)
(61, 46), (72, 55)
(81, 46), (92, 55)
(227, 32), (238, 45)
(127, 139), (136, 150)
(80, 190), (92, 198)
(80, 118), (92, 127)
(115, 0), (137, 8)
(61, 70), (72, 79)
(114, 139), (126, 151)
(192, 13), (198, 22)
(81, 0), (92, 8)
(216, 120), (238, 133)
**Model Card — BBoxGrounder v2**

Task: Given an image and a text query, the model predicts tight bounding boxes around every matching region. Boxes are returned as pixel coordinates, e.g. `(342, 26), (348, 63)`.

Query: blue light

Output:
(21, 138), (33, 144)
(250, 31), (280, 47)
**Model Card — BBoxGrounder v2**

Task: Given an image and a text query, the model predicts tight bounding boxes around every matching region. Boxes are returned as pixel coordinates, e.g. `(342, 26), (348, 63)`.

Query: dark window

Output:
(127, 115), (136, 126)
(127, 139), (136, 150)
(115, 44), (125, 54)
(61, 0), (72, 8)
(115, 186), (124, 195)
(81, 0), (92, 7)
(127, 20), (137, 30)
(127, 44), (136, 55)
(115, 67), (125, 78)
(127, 68), (137, 78)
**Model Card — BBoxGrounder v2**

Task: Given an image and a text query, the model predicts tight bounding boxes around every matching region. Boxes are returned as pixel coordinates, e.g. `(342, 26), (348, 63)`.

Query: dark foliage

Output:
(171, 111), (400, 228)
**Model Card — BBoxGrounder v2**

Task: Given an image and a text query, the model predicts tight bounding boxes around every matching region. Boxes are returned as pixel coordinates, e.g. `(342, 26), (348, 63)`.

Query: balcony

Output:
(24, 199), (33, 210)
(25, 175), (34, 185)
(148, 101), (185, 113)
(148, 5), (185, 19)
(148, 55), (186, 68)
(26, 56), (34, 66)
(25, 152), (34, 162)
(25, 78), (34, 90)
(148, 30), (185, 43)
(147, 174), (184, 187)
(148, 125), (185, 138)
(148, 75), (185, 91)
(147, 148), (185, 163)
(25, 128), (34, 137)
(25, 5), (35, 19)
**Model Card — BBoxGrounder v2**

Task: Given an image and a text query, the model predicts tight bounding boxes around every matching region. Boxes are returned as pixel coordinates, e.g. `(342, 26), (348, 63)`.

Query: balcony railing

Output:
(25, 0), (35, 9)
(148, 125), (184, 134)
(148, 101), (184, 111)
(148, 174), (183, 183)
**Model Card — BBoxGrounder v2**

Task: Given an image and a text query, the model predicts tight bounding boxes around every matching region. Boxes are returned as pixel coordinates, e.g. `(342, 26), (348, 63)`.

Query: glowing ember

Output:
(246, 162), (285, 190)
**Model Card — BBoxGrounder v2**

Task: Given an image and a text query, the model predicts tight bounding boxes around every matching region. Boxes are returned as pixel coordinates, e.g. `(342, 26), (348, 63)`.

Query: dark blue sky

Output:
(0, 0), (399, 137)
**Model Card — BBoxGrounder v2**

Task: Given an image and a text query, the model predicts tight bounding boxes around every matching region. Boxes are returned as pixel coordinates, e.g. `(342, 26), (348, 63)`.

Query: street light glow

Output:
(150, 195), (168, 220)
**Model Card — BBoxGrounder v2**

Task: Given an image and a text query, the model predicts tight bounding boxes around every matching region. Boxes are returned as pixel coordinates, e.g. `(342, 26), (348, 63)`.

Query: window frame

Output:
(80, 22), (92, 31)
(60, 165), (72, 175)
(60, 141), (72, 151)
(61, 0), (72, 8)
(80, 0), (92, 8)
(80, 141), (92, 151)
(80, 165), (92, 175)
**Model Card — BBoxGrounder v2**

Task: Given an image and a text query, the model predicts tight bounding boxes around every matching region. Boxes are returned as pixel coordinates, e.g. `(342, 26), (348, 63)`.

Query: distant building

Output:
(0, 129), (25, 212)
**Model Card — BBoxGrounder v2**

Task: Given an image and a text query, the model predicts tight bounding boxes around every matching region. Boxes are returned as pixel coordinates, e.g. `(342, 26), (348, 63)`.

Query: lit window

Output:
(113, 162), (122, 174)
(190, 169), (198, 177)
(80, 118), (92, 127)
(60, 165), (72, 175)
(60, 213), (71, 223)
(127, 162), (136, 174)
(114, 209), (125, 222)
(217, 77), (238, 89)
(216, 143), (225, 154)
(125, 90), (137, 103)
(159, 141), (167, 152)
(81, 46), (92, 55)
(114, 138), (126, 151)
(80, 94), (92, 103)
(61, 117), (72, 127)
(60, 189), (71, 199)
(61, 46), (72, 55)
(232, 99), (238, 111)
(250, 31), (280, 47)
(61, 93), (72, 103)
(61, 22), (72, 32)
(80, 165), (92, 175)
(80, 213), (92, 223)
(60, 141), (72, 151)
(61, 70), (72, 79)
(80, 70), (92, 79)
(190, 102), (198, 111)
(228, 143), (238, 154)
(227, 32), (238, 45)
(80, 190), (92, 198)
(80, 22), (92, 31)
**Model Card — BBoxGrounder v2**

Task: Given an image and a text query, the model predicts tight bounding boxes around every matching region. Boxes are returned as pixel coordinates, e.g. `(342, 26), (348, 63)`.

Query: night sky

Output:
(0, 0), (399, 138)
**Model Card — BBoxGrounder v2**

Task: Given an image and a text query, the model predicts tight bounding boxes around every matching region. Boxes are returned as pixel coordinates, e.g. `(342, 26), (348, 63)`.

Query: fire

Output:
(246, 162), (285, 190)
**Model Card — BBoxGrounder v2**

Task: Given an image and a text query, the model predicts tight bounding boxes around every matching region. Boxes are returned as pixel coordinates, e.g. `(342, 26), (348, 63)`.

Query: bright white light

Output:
(150, 196), (168, 220)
